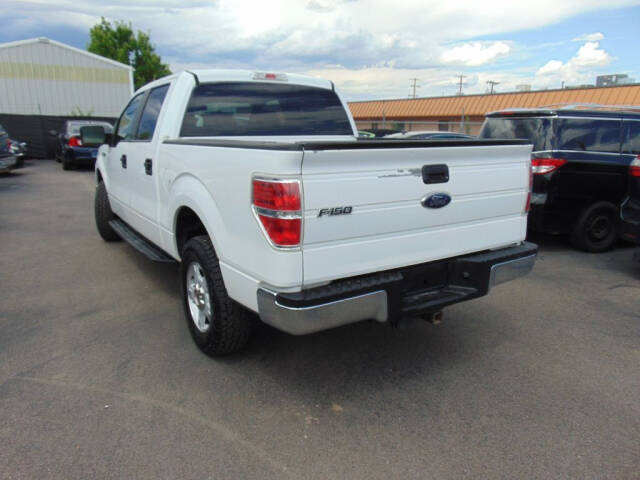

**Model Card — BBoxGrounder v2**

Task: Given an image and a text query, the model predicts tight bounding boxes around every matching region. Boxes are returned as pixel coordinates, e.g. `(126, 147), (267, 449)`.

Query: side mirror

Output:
(79, 126), (106, 146)
(49, 130), (58, 137)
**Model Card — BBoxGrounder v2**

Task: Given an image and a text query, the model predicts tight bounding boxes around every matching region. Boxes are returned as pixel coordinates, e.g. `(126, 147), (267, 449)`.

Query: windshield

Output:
(180, 82), (353, 136)
(479, 117), (554, 151)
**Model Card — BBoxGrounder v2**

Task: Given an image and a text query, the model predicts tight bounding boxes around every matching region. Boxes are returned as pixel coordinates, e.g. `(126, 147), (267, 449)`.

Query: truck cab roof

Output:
(137, 69), (334, 95)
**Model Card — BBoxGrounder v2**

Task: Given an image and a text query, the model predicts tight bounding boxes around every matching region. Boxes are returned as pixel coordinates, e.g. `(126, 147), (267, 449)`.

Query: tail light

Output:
(252, 178), (302, 248)
(68, 136), (82, 147)
(630, 156), (640, 177)
(525, 159), (533, 213)
(531, 157), (567, 175)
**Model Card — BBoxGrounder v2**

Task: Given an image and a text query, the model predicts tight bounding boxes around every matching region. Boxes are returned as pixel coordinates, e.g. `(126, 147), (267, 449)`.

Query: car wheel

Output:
(94, 181), (120, 242)
(62, 157), (73, 170)
(570, 201), (619, 252)
(181, 235), (251, 356)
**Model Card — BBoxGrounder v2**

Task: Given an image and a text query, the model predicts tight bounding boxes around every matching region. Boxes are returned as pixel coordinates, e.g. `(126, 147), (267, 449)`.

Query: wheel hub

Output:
(186, 261), (213, 333)
(587, 214), (611, 241)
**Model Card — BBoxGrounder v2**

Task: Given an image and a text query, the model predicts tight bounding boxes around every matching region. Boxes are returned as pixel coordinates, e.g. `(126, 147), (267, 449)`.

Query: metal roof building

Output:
(0, 37), (134, 157)
(0, 37), (133, 117)
(349, 84), (640, 134)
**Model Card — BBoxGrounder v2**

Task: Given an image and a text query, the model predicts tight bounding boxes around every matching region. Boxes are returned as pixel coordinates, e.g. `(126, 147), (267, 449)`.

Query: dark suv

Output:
(480, 107), (640, 252)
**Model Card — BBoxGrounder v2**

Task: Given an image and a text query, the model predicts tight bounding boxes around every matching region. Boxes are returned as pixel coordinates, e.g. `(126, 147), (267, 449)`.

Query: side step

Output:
(109, 219), (176, 263)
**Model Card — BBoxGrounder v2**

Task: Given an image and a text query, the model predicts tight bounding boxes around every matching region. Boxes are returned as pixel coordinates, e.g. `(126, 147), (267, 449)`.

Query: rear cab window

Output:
(67, 122), (113, 136)
(180, 82), (353, 137)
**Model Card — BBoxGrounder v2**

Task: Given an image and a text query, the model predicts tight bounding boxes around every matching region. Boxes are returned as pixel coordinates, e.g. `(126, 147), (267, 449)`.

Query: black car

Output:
(384, 130), (475, 140)
(52, 120), (113, 170)
(0, 123), (17, 174)
(620, 156), (640, 261)
(480, 107), (640, 252)
(8, 138), (27, 168)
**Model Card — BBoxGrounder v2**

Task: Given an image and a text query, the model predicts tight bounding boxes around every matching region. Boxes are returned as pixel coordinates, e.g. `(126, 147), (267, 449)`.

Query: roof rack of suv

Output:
(540, 103), (640, 113)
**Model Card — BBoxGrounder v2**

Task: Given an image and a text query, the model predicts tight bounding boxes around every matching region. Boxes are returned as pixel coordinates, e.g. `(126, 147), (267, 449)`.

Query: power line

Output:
(486, 80), (500, 94)
(409, 78), (421, 99)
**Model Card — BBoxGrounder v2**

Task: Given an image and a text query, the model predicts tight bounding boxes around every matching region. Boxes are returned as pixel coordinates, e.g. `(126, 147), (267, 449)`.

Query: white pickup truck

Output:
(89, 69), (537, 355)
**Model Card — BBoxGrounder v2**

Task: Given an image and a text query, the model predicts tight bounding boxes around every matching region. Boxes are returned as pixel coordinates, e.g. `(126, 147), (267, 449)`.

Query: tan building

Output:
(348, 84), (640, 135)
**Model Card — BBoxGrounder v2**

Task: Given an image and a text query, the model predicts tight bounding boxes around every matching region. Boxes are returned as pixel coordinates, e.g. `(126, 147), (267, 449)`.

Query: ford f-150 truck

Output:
(90, 69), (537, 356)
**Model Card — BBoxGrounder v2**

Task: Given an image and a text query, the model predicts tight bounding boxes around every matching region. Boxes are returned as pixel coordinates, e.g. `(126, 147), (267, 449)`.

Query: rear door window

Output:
(479, 117), (553, 151)
(556, 118), (621, 153)
(180, 82), (353, 136)
(136, 84), (170, 141)
(622, 120), (640, 155)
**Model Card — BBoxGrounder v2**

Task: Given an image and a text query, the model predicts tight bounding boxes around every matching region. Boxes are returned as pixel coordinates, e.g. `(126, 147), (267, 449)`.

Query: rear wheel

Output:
(181, 235), (251, 356)
(570, 201), (619, 252)
(94, 181), (120, 242)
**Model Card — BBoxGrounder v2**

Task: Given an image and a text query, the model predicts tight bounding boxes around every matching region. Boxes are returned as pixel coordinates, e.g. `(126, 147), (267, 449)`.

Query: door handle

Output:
(120, 154), (127, 169)
(144, 158), (153, 176)
(422, 164), (449, 184)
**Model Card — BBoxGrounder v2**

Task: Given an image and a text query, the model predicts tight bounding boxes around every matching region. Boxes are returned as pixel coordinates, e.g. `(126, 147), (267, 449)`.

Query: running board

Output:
(109, 219), (176, 263)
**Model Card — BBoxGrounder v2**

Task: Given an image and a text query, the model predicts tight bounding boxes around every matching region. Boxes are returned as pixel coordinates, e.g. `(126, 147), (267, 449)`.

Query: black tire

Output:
(570, 201), (619, 252)
(94, 181), (120, 242)
(62, 156), (73, 170)
(181, 235), (251, 356)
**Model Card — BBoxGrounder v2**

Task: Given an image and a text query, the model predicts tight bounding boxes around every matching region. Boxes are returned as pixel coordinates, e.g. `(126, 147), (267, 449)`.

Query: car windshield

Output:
(479, 116), (554, 151)
(68, 122), (113, 135)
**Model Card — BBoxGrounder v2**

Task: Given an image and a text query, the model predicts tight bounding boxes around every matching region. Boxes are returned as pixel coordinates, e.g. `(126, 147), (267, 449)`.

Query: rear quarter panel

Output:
(157, 143), (305, 308)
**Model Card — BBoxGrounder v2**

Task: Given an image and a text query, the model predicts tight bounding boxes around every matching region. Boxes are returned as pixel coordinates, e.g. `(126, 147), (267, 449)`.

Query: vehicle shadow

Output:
(220, 302), (516, 401)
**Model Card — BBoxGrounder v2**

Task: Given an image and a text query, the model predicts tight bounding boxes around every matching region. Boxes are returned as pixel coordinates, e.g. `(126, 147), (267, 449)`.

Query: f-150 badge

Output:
(318, 206), (353, 217)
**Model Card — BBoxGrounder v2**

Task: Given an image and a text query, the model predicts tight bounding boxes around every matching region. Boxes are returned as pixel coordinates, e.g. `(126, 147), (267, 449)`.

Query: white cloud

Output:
(535, 41), (611, 87)
(573, 32), (604, 42)
(2, 0), (636, 99)
(441, 42), (511, 67)
(4, 0), (637, 68)
(572, 41), (611, 67)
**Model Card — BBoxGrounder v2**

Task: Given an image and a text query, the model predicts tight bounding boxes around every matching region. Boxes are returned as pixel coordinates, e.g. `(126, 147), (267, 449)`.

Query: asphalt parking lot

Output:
(1, 160), (639, 479)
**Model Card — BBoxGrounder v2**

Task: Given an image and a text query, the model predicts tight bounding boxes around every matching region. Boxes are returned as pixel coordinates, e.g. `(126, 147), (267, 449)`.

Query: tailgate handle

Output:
(422, 164), (449, 184)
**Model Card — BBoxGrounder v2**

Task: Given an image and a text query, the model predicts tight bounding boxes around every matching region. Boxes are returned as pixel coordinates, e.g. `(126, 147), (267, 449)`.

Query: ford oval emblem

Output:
(422, 193), (451, 209)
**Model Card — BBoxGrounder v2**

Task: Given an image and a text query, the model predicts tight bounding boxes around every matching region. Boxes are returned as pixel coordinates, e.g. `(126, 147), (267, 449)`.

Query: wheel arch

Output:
(165, 173), (227, 261)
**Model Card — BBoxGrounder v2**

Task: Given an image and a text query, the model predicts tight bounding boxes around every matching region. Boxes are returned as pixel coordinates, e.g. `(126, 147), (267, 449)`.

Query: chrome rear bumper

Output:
(257, 289), (388, 335)
(257, 242), (537, 335)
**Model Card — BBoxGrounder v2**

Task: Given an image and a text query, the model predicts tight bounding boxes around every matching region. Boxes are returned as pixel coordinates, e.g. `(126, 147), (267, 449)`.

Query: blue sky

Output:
(2, 1), (639, 100)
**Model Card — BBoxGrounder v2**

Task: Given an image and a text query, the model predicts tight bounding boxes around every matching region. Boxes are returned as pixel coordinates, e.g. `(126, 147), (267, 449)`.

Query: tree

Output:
(87, 18), (171, 90)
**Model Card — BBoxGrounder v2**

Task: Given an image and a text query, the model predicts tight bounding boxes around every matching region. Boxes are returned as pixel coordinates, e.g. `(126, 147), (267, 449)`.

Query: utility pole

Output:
(456, 74), (467, 96)
(486, 80), (500, 94)
(409, 78), (421, 99)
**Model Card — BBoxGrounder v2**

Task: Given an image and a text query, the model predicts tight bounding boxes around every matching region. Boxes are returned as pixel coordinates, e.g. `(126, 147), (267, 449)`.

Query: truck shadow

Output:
(227, 304), (515, 400)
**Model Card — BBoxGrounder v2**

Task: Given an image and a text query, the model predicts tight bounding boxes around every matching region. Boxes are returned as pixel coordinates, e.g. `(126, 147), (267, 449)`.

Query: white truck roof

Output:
(137, 69), (334, 94)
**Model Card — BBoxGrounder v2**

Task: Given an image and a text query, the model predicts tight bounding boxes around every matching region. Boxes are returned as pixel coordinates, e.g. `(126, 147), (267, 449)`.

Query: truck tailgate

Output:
(301, 142), (532, 286)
